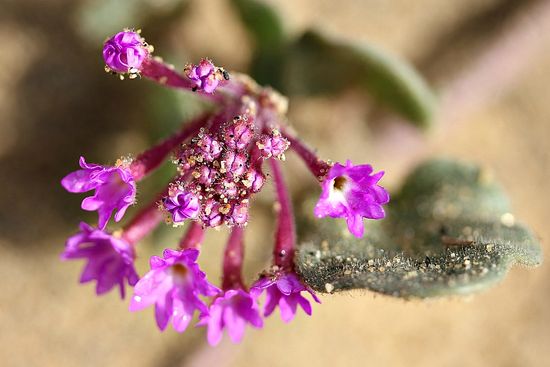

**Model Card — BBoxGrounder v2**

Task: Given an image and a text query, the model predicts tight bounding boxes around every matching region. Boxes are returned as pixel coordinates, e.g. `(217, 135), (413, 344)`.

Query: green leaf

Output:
(283, 30), (437, 127)
(230, 0), (287, 89)
(77, 0), (188, 43)
(230, 0), (286, 49)
(296, 159), (542, 298)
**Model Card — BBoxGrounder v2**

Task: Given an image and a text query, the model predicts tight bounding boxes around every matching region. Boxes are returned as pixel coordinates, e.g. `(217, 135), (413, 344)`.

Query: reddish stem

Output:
(179, 221), (205, 250)
(281, 128), (331, 181)
(270, 159), (295, 269)
(222, 226), (245, 290)
(140, 58), (223, 102)
(130, 113), (210, 180)
(121, 196), (164, 245)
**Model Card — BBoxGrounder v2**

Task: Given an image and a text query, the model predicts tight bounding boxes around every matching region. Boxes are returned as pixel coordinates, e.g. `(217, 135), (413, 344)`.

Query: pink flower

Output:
(314, 160), (389, 237)
(251, 272), (320, 322)
(103, 30), (148, 73)
(198, 289), (263, 346)
(162, 191), (200, 223)
(61, 222), (139, 298)
(129, 249), (220, 332)
(61, 157), (136, 229)
(185, 59), (222, 94)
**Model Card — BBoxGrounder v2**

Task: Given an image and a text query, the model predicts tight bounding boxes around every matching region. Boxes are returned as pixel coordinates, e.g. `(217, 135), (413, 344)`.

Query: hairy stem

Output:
(122, 194), (164, 245)
(222, 226), (245, 290)
(281, 128), (331, 181)
(270, 159), (296, 269)
(179, 221), (205, 249)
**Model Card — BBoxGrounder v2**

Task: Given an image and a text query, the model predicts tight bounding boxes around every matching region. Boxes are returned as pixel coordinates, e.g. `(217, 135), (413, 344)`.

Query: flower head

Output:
(61, 222), (139, 298)
(314, 160), (389, 237)
(162, 190), (200, 223)
(198, 289), (263, 346)
(251, 271), (320, 323)
(184, 59), (224, 94)
(129, 248), (220, 332)
(61, 157), (136, 229)
(103, 30), (148, 74)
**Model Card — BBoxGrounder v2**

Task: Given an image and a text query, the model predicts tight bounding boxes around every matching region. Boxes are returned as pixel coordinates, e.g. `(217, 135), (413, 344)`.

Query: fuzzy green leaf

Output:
(296, 159), (542, 298)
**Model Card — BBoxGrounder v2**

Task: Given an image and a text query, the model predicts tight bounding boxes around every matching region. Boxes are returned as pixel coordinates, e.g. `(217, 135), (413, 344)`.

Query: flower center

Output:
(171, 264), (189, 280)
(333, 176), (347, 191)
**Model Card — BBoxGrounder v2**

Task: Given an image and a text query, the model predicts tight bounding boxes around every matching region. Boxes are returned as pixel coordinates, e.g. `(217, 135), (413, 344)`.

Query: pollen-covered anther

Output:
(219, 204), (231, 215)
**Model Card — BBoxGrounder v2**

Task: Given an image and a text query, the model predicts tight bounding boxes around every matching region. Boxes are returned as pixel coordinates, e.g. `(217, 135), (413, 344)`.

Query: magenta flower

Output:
(61, 156), (136, 229)
(103, 30), (148, 73)
(61, 222), (139, 298)
(129, 248), (220, 332)
(184, 59), (222, 94)
(163, 191), (200, 223)
(251, 272), (320, 322)
(314, 160), (389, 237)
(198, 289), (263, 346)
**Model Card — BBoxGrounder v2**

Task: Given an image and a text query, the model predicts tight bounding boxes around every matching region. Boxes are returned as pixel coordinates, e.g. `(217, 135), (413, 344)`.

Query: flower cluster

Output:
(61, 29), (389, 346)
(160, 114), (274, 228)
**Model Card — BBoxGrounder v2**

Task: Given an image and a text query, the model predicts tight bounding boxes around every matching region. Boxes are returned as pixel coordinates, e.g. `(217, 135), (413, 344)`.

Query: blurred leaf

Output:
(230, 0), (286, 49)
(77, 0), (188, 43)
(230, 0), (287, 89)
(296, 159), (542, 298)
(283, 30), (437, 127)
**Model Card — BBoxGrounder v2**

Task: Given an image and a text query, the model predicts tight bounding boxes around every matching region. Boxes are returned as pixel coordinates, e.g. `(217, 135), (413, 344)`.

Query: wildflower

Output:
(198, 289), (263, 346)
(130, 248), (220, 332)
(162, 190), (201, 223)
(103, 30), (148, 74)
(314, 160), (389, 237)
(61, 157), (136, 229)
(63, 28), (392, 345)
(251, 271), (320, 322)
(184, 59), (224, 94)
(61, 222), (139, 298)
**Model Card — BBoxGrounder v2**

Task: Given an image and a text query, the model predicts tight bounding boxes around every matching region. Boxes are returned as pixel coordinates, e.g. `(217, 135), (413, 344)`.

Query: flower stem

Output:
(179, 221), (205, 249)
(281, 128), (331, 181)
(121, 196), (164, 245)
(222, 226), (245, 290)
(130, 113), (210, 180)
(140, 57), (223, 102)
(270, 159), (295, 269)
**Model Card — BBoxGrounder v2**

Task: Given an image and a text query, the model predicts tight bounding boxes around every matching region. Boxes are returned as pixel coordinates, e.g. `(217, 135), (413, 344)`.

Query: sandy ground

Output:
(0, 0), (548, 366)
